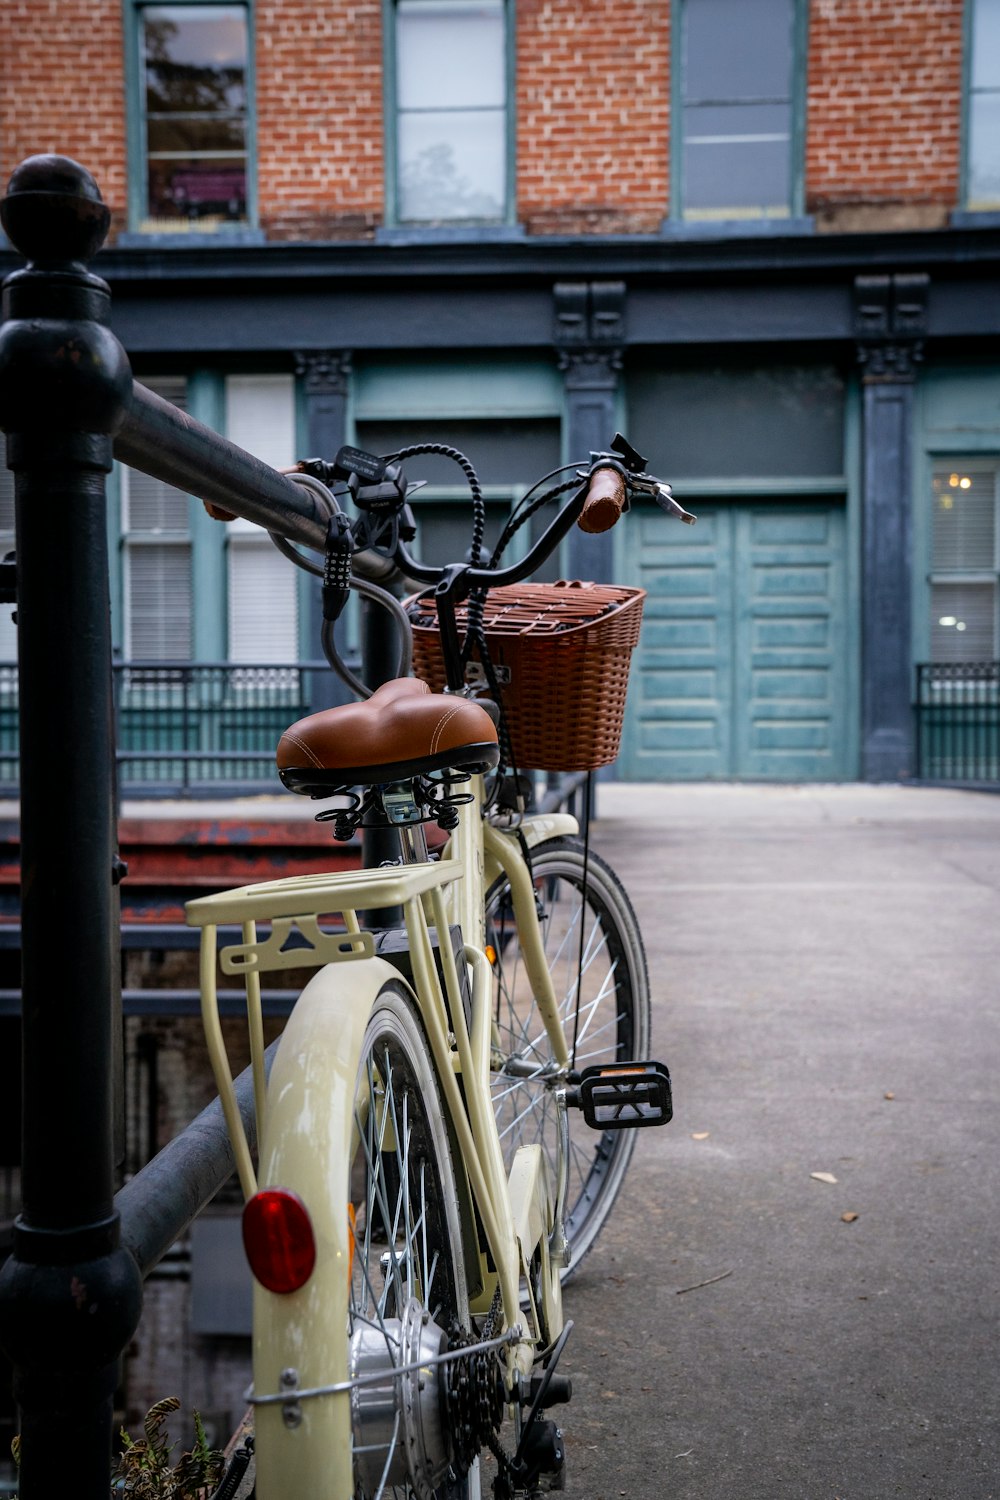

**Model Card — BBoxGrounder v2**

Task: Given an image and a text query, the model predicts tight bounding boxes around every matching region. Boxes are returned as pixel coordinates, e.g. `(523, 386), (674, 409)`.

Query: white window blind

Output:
(224, 375), (299, 661)
(122, 377), (192, 660)
(930, 464), (999, 661)
(127, 542), (193, 660)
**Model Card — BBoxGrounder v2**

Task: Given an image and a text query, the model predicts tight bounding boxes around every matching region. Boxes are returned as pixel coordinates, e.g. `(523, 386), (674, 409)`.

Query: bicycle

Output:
(185, 433), (694, 1500)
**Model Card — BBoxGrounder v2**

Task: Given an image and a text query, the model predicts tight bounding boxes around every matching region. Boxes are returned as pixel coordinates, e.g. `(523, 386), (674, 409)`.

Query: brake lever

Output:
(629, 474), (697, 525)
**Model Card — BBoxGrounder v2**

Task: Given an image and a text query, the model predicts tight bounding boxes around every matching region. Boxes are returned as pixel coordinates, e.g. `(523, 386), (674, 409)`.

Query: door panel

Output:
(622, 506), (734, 778)
(619, 503), (849, 781)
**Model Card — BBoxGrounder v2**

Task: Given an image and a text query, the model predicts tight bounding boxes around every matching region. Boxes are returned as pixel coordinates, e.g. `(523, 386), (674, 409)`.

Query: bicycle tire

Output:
(486, 835), (651, 1275)
(349, 982), (481, 1500)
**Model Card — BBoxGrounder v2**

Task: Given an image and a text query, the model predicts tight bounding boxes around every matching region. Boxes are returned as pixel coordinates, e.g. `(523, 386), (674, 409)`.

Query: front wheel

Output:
(486, 835), (651, 1275)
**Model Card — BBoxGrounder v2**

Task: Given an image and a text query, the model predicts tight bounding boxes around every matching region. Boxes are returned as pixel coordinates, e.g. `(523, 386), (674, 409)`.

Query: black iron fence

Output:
(0, 659), (340, 794)
(915, 661), (1000, 782)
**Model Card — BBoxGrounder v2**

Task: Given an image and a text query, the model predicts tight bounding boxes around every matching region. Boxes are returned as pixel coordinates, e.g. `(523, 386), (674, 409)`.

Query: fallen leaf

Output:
(691, 1131), (710, 1140)
(810, 1171), (838, 1184)
(884, 1092), (895, 1100)
(841, 1211), (859, 1223)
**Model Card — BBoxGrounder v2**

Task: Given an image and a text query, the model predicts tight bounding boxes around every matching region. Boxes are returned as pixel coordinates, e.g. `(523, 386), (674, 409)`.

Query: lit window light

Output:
(956, 622), (967, 631)
(959, 476), (972, 489)
(949, 473), (960, 487)
(939, 616), (957, 626)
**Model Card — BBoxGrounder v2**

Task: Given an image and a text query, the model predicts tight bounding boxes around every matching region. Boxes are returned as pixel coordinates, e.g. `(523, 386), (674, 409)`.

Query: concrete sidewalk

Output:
(565, 783), (1000, 1500)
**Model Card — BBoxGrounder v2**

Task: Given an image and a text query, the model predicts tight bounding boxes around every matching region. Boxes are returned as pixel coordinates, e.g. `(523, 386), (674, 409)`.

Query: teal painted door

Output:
(618, 504), (850, 781)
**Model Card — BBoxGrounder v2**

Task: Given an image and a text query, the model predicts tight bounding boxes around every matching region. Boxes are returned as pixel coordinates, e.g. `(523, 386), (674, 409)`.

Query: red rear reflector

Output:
(242, 1188), (317, 1294)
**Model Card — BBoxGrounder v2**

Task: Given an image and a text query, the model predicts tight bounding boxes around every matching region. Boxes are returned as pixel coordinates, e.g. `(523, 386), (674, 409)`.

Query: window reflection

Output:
(141, 4), (248, 227)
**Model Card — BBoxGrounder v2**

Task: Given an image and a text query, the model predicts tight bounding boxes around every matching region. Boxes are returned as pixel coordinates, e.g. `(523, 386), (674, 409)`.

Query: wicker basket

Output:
(408, 580), (646, 772)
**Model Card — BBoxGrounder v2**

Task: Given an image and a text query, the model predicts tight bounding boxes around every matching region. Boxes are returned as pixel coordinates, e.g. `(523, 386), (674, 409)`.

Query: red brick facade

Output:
(516, 0), (670, 235)
(806, 0), (964, 231)
(0, 0), (974, 243)
(0, 0), (129, 235)
(255, 0), (385, 240)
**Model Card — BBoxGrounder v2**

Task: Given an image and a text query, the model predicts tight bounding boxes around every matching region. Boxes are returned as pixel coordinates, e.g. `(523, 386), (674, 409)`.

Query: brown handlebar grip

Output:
(578, 466), (627, 534)
(203, 500), (238, 522)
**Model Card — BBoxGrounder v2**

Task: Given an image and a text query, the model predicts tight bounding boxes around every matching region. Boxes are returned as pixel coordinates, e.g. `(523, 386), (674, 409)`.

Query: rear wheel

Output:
(349, 983), (489, 1500)
(486, 836), (651, 1275)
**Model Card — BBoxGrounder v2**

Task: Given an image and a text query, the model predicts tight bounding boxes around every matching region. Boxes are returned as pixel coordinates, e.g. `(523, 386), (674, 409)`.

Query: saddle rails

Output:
(186, 681), (570, 1498)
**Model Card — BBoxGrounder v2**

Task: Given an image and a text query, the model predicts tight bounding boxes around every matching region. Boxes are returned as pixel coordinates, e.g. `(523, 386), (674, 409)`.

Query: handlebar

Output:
(391, 466), (613, 596)
(116, 389), (691, 598)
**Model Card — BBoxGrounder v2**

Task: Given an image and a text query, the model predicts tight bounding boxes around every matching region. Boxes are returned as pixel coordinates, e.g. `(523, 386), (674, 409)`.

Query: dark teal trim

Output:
(961, 0), (974, 208)
(123, 0), (258, 236)
(843, 371), (862, 778)
(381, 0), (398, 228)
(790, 0), (808, 218)
(187, 370), (228, 660)
(668, 0), (683, 222)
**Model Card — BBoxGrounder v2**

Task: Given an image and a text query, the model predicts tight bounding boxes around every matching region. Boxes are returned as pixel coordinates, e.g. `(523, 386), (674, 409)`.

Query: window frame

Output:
(381, 0), (517, 230)
(669, 0), (808, 227)
(962, 0), (1000, 213)
(123, 0), (259, 238)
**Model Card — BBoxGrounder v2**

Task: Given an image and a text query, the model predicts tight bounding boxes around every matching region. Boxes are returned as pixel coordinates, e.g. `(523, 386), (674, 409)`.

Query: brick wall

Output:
(0, 0), (128, 235)
(806, 0), (964, 231)
(255, 0), (385, 240)
(516, 0), (671, 234)
(0, 0), (973, 245)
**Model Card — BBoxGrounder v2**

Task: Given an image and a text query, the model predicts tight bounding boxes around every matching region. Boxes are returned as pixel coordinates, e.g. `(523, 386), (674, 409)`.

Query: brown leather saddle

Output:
(276, 677), (499, 796)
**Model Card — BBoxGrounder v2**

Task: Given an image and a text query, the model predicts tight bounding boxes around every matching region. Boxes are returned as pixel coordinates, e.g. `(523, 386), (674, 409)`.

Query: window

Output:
(674, 0), (798, 222)
(133, 2), (251, 231)
(224, 376), (299, 663)
(391, 0), (510, 224)
(930, 462), (999, 661)
(121, 378), (193, 660)
(966, 0), (1000, 209)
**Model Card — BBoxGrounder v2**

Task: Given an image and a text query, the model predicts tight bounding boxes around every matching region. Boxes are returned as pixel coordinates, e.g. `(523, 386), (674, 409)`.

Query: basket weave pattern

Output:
(408, 580), (646, 772)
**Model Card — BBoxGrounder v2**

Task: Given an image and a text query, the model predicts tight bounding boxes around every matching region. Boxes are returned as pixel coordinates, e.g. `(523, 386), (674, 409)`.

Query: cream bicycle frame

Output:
(186, 778), (580, 1499)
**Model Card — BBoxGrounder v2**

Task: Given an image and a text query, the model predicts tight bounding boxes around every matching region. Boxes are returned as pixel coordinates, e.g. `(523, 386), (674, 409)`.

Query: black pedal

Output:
(572, 1061), (672, 1130)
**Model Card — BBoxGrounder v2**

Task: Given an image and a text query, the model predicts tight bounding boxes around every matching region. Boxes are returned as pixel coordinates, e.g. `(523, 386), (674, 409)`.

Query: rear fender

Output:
(251, 956), (403, 1500)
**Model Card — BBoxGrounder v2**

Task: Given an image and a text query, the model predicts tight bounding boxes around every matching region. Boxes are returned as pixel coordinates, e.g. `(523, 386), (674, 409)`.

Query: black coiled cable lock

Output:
(322, 512), (354, 623)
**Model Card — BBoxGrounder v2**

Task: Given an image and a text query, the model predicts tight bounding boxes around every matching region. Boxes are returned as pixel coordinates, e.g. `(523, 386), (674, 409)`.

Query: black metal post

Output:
(361, 593), (403, 885)
(295, 350), (354, 712)
(854, 273), (927, 781)
(555, 281), (625, 584)
(0, 157), (142, 1498)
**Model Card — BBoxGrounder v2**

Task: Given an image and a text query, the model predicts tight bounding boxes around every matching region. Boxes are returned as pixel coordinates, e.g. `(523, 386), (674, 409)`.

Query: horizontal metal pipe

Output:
(115, 1040), (278, 1279)
(115, 381), (395, 580)
(116, 382), (327, 548)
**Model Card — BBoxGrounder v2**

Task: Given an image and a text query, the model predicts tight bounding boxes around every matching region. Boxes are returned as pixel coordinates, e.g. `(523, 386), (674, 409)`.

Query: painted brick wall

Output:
(254, 0), (385, 240)
(806, 0), (965, 231)
(0, 0), (128, 235)
(516, 0), (671, 234)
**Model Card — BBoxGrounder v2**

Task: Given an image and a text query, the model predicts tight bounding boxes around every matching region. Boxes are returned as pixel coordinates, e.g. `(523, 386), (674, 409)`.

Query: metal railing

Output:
(0, 659), (342, 794)
(915, 661), (1000, 782)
